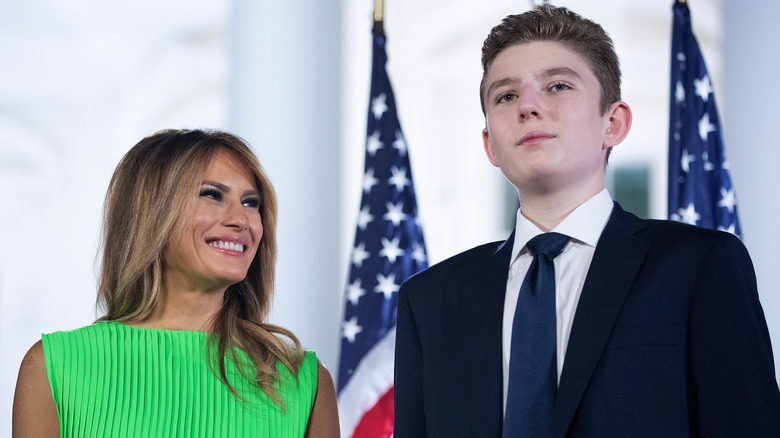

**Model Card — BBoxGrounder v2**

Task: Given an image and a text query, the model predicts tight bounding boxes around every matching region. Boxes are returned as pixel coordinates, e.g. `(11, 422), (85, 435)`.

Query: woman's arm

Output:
(12, 340), (59, 438)
(305, 361), (340, 438)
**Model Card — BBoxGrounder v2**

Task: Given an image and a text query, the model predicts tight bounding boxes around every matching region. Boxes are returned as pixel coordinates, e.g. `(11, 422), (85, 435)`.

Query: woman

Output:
(13, 129), (339, 437)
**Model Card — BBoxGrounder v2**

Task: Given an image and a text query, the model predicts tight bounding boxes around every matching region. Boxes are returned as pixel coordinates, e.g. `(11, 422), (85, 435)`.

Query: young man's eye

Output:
(242, 197), (261, 209)
(550, 82), (571, 92)
(496, 93), (516, 104)
(200, 188), (223, 201)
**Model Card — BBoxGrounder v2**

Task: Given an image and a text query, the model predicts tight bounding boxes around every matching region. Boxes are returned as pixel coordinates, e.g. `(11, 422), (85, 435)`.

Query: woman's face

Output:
(163, 149), (263, 293)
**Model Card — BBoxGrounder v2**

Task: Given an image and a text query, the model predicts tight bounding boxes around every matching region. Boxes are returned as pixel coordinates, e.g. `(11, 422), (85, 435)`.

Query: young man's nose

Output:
(516, 90), (542, 121)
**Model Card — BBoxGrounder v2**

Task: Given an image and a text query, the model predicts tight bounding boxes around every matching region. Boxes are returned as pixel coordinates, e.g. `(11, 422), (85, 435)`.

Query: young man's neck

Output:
(518, 181), (605, 232)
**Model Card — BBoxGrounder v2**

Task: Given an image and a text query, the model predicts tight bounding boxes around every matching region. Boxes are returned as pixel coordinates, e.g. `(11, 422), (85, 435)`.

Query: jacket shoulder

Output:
(642, 218), (746, 251)
(610, 204), (745, 252)
(402, 239), (508, 288)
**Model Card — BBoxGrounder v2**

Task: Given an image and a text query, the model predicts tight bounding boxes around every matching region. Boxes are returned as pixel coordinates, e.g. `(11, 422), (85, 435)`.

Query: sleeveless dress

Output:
(42, 321), (317, 437)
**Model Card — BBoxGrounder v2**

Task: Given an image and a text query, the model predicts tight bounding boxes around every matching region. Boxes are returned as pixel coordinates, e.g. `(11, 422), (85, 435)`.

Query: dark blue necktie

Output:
(503, 232), (570, 438)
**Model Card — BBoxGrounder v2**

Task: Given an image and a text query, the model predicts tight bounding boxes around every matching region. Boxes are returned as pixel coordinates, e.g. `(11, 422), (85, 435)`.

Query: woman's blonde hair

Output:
(97, 128), (303, 405)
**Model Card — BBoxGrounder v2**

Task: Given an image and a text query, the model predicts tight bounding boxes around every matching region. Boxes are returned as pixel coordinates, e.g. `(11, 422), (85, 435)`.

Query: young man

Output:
(394, 5), (780, 437)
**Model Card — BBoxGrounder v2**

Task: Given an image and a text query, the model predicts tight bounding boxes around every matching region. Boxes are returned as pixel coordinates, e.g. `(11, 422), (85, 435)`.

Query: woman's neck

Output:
(128, 283), (226, 332)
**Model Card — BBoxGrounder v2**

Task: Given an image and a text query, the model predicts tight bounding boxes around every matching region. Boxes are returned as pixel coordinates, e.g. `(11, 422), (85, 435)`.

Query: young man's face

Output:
(482, 41), (624, 198)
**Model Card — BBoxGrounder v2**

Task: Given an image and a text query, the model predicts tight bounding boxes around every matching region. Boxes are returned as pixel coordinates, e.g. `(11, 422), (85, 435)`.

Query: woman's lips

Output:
(205, 235), (250, 255)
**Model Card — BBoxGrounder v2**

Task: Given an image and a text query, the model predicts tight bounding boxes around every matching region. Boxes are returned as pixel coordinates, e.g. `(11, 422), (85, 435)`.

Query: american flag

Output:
(668, 0), (741, 238)
(337, 22), (428, 438)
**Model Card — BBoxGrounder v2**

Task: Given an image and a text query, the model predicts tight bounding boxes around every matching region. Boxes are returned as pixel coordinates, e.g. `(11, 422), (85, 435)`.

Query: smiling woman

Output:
(12, 129), (339, 438)
(162, 149), (265, 301)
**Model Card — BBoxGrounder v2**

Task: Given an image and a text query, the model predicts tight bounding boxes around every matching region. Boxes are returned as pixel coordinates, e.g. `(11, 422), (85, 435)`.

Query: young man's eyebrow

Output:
(485, 77), (518, 99)
(540, 66), (582, 80)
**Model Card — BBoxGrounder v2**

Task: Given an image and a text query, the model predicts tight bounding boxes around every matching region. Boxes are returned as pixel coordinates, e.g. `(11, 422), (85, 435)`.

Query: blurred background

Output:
(2, 0), (778, 432)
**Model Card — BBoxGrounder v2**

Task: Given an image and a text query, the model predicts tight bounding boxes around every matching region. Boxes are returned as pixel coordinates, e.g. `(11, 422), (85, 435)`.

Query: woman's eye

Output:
(200, 188), (223, 201)
(242, 197), (261, 209)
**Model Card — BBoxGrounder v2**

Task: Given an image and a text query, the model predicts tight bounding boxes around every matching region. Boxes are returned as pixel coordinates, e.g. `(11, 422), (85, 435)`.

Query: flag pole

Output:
(373, 0), (384, 35)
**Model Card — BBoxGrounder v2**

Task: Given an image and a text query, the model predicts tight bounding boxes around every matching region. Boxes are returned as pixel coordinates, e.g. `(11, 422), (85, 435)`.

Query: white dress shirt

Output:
(502, 189), (614, 413)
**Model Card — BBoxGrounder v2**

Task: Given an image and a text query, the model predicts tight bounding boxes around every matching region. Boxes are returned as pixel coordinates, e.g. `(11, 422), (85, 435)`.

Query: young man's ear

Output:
(602, 101), (632, 149)
(482, 126), (500, 167)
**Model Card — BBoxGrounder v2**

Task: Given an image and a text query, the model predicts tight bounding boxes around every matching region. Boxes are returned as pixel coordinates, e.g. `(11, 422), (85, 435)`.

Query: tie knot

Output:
(526, 232), (569, 259)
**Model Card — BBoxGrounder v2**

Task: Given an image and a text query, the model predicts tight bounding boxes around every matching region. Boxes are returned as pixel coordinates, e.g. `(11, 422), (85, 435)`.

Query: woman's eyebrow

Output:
(202, 180), (260, 198)
(202, 180), (230, 192)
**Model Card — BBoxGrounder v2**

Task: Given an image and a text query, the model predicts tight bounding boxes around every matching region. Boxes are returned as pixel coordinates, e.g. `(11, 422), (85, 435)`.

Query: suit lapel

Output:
(552, 204), (651, 438)
(458, 231), (514, 435)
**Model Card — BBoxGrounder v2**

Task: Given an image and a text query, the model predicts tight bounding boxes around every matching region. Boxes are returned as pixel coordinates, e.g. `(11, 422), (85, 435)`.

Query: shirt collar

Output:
(511, 188), (614, 262)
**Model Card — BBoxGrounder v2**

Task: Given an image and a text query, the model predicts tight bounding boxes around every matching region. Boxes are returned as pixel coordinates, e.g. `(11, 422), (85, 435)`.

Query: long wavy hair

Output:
(96, 128), (303, 405)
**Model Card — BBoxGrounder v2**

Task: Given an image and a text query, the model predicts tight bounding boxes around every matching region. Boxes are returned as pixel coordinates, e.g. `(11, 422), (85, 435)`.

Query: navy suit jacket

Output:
(394, 203), (780, 437)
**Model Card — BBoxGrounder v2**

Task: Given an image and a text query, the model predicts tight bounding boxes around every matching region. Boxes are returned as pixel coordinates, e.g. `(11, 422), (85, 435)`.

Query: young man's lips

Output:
(519, 131), (555, 145)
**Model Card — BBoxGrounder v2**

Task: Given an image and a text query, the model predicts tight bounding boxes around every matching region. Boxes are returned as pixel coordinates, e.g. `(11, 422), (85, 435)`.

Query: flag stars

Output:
(668, 10), (742, 240)
(346, 279), (366, 306)
(702, 152), (714, 171)
(384, 202), (407, 226)
(342, 316), (363, 343)
(675, 80), (685, 104)
(694, 74), (713, 102)
(681, 149), (695, 173)
(718, 187), (737, 213)
(389, 166), (410, 191)
(372, 93), (388, 119)
(356, 205), (374, 231)
(677, 203), (701, 225)
(351, 242), (370, 268)
(363, 168), (379, 193)
(718, 223), (737, 235)
(374, 273), (400, 299)
(366, 131), (384, 156)
(393, 130), (407, 156)
(380, 237), (404, 263)
(412, 242), (427, 264)
(698, 112), (717, 141)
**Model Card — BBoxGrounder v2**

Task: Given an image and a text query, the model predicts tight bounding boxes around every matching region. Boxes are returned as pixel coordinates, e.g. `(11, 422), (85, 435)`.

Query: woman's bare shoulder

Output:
(304, 360), (339, 438)
(12, 340), (59, 437)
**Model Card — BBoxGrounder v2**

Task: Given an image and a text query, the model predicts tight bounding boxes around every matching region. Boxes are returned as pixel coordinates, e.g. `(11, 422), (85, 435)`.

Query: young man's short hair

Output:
(479, 5), (621, 116)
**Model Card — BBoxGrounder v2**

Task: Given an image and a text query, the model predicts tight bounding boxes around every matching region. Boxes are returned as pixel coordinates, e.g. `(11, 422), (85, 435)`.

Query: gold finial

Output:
(374, 0), (384, 23)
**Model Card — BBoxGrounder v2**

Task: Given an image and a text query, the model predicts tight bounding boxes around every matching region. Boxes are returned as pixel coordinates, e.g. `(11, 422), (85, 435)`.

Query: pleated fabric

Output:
(42, 321), (317, 437)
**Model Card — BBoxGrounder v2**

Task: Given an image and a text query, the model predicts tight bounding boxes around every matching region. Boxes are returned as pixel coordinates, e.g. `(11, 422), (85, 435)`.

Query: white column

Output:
(724, 0), (780, 380)
(228, 1), (343, 370)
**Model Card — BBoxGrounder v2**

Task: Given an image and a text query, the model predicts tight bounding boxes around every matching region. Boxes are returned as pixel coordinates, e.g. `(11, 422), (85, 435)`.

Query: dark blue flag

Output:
(336, 23), (428, 438)
(669, 0), (741, 237)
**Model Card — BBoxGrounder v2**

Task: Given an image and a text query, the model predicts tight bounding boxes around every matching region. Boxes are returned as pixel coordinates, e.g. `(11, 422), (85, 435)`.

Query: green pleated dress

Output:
(42, 321), (317, 437)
